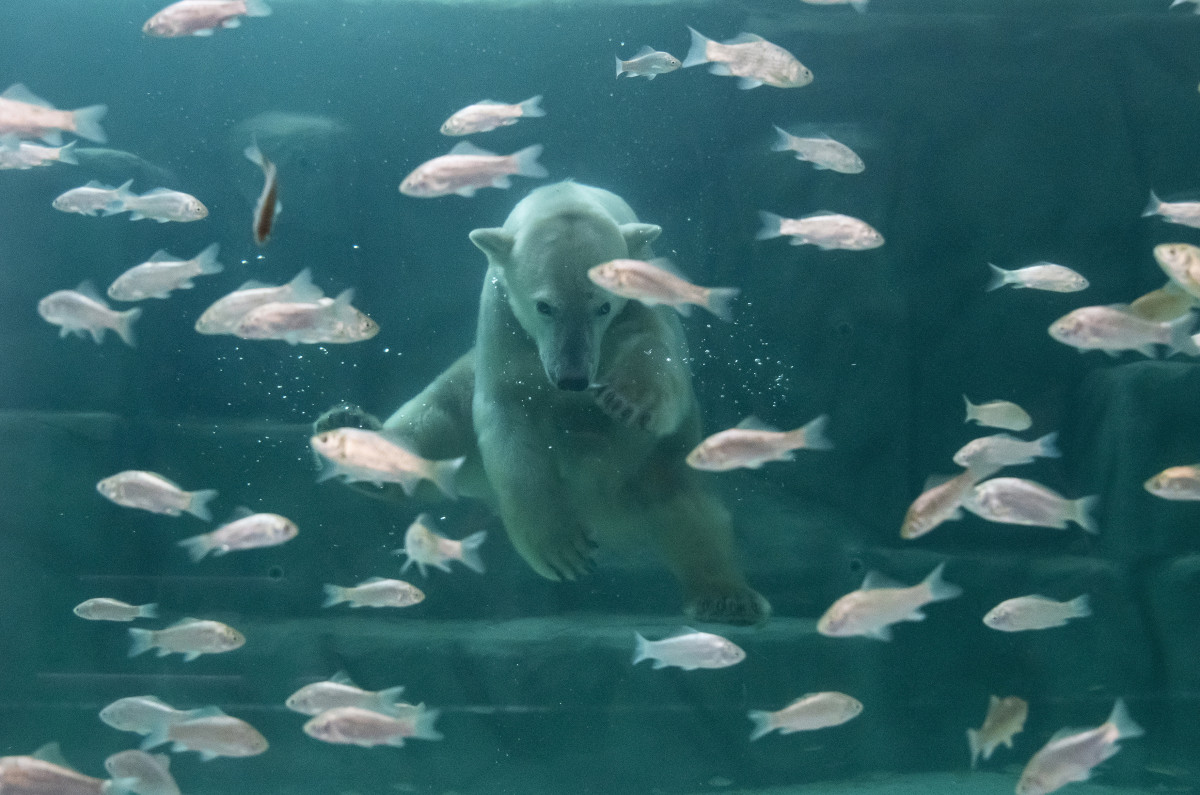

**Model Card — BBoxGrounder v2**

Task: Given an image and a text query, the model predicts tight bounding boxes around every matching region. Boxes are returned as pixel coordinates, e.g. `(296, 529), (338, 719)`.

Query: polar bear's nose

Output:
(556, 376), (590, 391)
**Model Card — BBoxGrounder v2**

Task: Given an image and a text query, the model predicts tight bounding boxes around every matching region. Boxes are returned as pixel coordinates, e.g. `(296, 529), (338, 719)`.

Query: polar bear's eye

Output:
(536, 301), (554, 316)
(597, 302), (611, 316)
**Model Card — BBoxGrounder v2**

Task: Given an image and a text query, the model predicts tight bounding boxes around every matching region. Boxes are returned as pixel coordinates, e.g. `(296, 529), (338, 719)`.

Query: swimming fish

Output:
(686, 415), (832, 471)
(38, 283), (141, 346)
(395, 513), (486, 576)
(104, 750), (180, 795)
(587, 258), (740, 321)
(440, 96), (545, 136)
(963, 396), (1032, 431)
(194, 268), (323, 335)
(1143, 190), (1200, 229)
(953, 432), (1060, 470)
(756, 211), (884, 251)
(1016, 700), (1142, 795)
(322, 577), (425, 608)
(986, 262), (1088, 293)
(128, 618), (245, 661)
(142, 708), (268, 761)
(0, 137), (77, 169)
(286, 671), (410, 717)
(771, 126), (864, 174)
(244, 141), (280, 246)
(801, 0), (869, 9)
(96, 470), (218, 520)
(400, 142), (547, 198)
(176, 509), (298, 561)
(967, 695), (1028, 769)
(0, 744), (139, 795)
(615, 47), (681, 79)
(0, 83), (107, 144)
(107, 188), (207, 223)
(900, 467), (999, 540)
(1145, 465), (1200, 500)
(107, 243), (225, 302)
(1128, 280), (1195, 322)
(74, 598), (159, 622)
(632, 629), (745, 670)
(682, 28), (812, 89)
(1153, 242), (1200, 299)
(747, 692), (863, 741)
(817, 562), (963, 641)
(100, 696), (197, 735)
(303, 706), (443, 748)
(312, 429), (465, 498)
(1048, 305), (1198, 357)
(984, 595), (1092, 632)
(53, 180), (133, 216)
(232, 290), (379, 344)
(143, 0), (272, 37)
(964, 478), (1099, 533)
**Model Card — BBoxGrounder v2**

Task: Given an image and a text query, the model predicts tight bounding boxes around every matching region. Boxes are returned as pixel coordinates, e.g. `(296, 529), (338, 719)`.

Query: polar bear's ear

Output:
(620, 223), (662, 258)
(469, 227), (515, 263)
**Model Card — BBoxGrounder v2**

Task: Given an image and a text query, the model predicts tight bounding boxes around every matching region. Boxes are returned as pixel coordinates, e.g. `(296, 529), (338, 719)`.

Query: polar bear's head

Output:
(471, 208), (660, 391)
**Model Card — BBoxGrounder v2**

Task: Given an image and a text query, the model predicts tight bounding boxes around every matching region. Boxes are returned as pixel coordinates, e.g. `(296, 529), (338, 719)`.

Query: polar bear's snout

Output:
(544, 323), (595, 391)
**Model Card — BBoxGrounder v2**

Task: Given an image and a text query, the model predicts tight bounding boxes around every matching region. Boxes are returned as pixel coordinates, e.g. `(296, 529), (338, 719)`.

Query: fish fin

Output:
(1036, 431), (1061, 459)
(191, 28), (215, 36)
(128, 628), (155, 657)
(285, 268), (323, 302)
(32, 742), (71, 768)
(645, 73), (656, 80)
(243, 141), (266, 169)
(177, 534), (212, 562)
(2, 83), (52, 106)
(454, 186), (477, 197)
(128, 212), (147, 221)
(75, 279), (105, 303)
(906, 608), (928, 621)
(518, 95), (545, 117)
(492, 175), (512, 189)
(116, 306), (139, 346)
(88, 326), (106, 344)
(682, 27), (712, 67)
(56, 140), (78, 165)
(226, 506), (256, 523)
(138, 602), (160, 619)
(193, 242), (224, 275)
(322, 584), (346, 607)
(198, 751), (219, 761)
(411, 708), (443, 741)
(1165, 313), (1199, 356)
(634, 45), (657, 57)
(512, 143), (547, 179)
(1142, 190), (1163, 218)
(182, 652), (201, 663)
(866, 625), (893, 641)
(747, 710), (775, 741)
(923, 472), (958, 490)
(860, 570), (903, 590)
(222, 16), (241, 27)
(1068, 594), (1092, 619)
(448, 141), (495, 157)
(314, 456), (342, 484)
(708, 62), (732, 76)
(359, 576), (389, 585)
(724, 32), (766, 44)
(632, 632), (650, 665)
(924, 562), (963, 601)
(244, 0), (272, 16)
(795, 413), (833, 451)
(146, 249), (176, 262)
(967, 728), (981, 769)
(1073, 495), (1100, 534)
(186, 489), (218, 521)
(962, 395), (978, 423)
(72, 104), (108, 143)
(986, 263), (1011, 292)
(735, 415), (777, 433)
(458, 530), (487, 573)
(770, 125), (794, 152)
(430, 456), (465, 500)
(328, 669), (356, 686)
(140, 727), (169, 751)
(1107, 699), (1144, 740)
(737, 77), (764, 89)
(850, 0), (869, 10)
(330, 288), (355, 310)
(40, 129), (64, 146)
(704, 287), (740, 322)
(376, 685), (406, 709)
(615, 55), (626, 78)
(756, 210), (785, 240)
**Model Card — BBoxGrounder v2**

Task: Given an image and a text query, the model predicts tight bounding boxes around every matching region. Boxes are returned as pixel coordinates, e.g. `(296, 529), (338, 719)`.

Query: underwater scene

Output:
(1, 0), (1199, 792)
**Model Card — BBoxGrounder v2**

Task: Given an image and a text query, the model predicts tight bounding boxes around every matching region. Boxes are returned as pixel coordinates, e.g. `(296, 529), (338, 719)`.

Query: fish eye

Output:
(536, 301), (555, 316)
(597, 302), (611, 316)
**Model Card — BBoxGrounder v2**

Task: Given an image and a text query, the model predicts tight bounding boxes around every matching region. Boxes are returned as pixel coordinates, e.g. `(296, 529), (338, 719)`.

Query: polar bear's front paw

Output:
(516, 525), (598, 582)
(684, 585), (772, 627)
(593, 382), (680, 437)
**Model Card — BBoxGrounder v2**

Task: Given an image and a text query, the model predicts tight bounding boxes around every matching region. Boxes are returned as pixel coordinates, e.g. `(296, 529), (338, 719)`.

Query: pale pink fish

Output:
(686, 414), (832, 471)
(74, 598), (159, 622)
(968, 695), (1028, 769)
(1144, 465), (1200, 500)
(0, 138), (77, 169)
(53, 180), (133, 216)
(399, 142), (547, 198)
(1017, 700), (1142, 795)
(983, 595), (1091, 632)
(104, 750), (180, 795)
(964, 396), (1032, 431)
(615, 47), (682, 79)
(747, 692), (862, 741)
(964, 477), (1099, 533)
(771, 126), (864, 174)
(143, 0), (272, 37)
(395, 513), (486, 576)
(1143, 190), (1200, 229)
(128, 618), (245, 661)
(110, 188), (207, 223)
(0, 83), (107, 144)
(817, 563), (962, 641)
(632, 629), (745, 670)
(587, 258), (740, 321)
(986, 262), (1088, 293)
(1153, 242), (1200, 299)
(101, 696), (197, 735)
(108, 243), (224, 302)
(38, 283), (141, 346)
(1049, 305), (1199, 357)
(682, 28), (812, 89)
(756, 211), (883, 250)
(322, 577), (425, 608)
(285, 671), (410, 717)
(303, 706), (442, 748)
(440, 96), (545, 136)
(176, 510), (297, 562)
(900, 467), (999, 540)
(143, 708), (268, 761)
(96, 470), (218, 520)
(232, 290), (379, 344)
(312, 430), (465, 499)
(953, 432), (1060, 470)
(194, 268), (322, 335)
(0, 745), (124, 795)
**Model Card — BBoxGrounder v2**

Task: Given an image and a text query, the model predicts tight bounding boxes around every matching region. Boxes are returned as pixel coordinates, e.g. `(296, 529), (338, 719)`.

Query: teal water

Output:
(0, 0), (1197, 793)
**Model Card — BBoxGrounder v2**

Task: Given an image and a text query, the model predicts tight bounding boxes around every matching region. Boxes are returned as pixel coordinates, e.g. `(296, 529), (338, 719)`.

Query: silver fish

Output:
(232, 290), (379, 344)
(303, 706), (442, 748)
(615, 47), (681, 79)
(963, 396), (1032, 431)
(0, 138), (77, 169)
(399, 142), (547, 198)
(176, 509), (297, 562)
(682, 28), (812, 89)
(74, 598), (158, 622)
(587, 258), (739, 320)
(953, 432), (1060, 470)
(108, 243), (224, 302)
(440, 96), (544, 136)
(771, 126), (863, 173)
(0, 748), (114, 795)
(901, 469), (995, 539)
(747, 692), (863, 741)
(686, 415), (832, 471)
(1049, 305), (1198, 356)
(1143, 190), (1200, 229)
(144, 0), (272, 37)
(1016, 700), (1142, 795)
(984, 594), (1091, 632)
(632, 629), (745, 670)
(52, 180), (132, 216)
(96, 470), (218, 520)
(322, 577), (425, 608)
(757, 211), (883, 250)
(285, 671), (410, 717)
(104, 750), (180, 795)
(128, 618), (245, 662)
(143, 708), (268, 760)
(986, 262), (1088, 292)
(101, 696), (196, 735)
(964, 477), (1099, 532)
(1145, 464), (1200, 500)
(194, 268), (322, 335)
(109, 188), (207, 223)
(38, 283), (141, 346)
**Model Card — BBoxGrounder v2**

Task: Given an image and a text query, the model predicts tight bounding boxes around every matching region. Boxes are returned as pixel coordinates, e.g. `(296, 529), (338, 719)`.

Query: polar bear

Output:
(319, 182), (768, 625)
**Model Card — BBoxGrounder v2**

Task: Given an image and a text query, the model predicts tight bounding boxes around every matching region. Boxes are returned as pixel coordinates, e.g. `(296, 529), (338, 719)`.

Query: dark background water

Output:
(0, 0), (1198, 793)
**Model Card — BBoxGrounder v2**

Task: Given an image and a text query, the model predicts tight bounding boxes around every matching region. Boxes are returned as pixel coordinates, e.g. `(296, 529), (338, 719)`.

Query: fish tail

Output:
(176, 533), (213, 562)
(430, 456), (465, 500)
(411, 708), (443, 741)
(186, 489), (219, 521)
(1073, 495), (1100, 534)
(1142, 189), (1163, 218)
(1068, 593), (1092, 619)
(615, 55), (626, 78)
(244, 0), (272, 16)
(962, 394), (977, 423)
(682, 26), (711, 68)
(458, 530), (487, 573)
(243, 140), (266, 170)
(115, 307), (141, 347)
(747, 710), (775, 741)
(511, 144), (548, 179)
(56, 140), (78, 165)
(755, 210), (785, 241)
(966, 727), (981, 769)
(519, 95), (545, 117)
(794, 413), (834, 451)
(322, 584), (347, 607)
(194, 242), (224, 275)
(703, 287), (740, 322)
(1035, 431), (1061, 459)
(632, 633), (651, 665)
(1107, 699), (1144, 740)
(137, 602), (160, 619)
(923, 562), (963, 602)
(985, 263), (1011, 292)
(1164, 312), (1199, 356)
(127, 628), (155, 658)
(71, 104), (108, 144)
(770, 125), (793, 152)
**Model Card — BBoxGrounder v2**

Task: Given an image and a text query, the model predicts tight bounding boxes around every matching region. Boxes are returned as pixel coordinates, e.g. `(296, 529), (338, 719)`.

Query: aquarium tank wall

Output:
(0, 0), (1196, 793)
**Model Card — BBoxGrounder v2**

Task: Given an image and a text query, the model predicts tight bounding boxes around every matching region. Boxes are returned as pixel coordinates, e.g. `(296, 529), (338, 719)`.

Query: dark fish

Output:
(244, 141), (280, 246)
